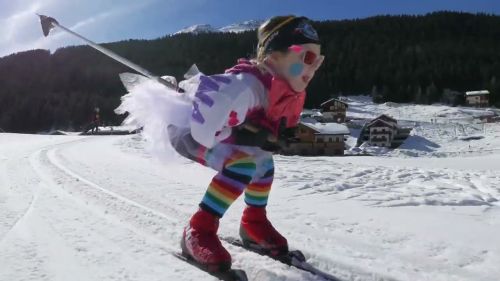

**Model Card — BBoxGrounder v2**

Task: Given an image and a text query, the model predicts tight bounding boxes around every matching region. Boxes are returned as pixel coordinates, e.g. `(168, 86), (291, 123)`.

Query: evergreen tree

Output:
(1, 12), (500, 132)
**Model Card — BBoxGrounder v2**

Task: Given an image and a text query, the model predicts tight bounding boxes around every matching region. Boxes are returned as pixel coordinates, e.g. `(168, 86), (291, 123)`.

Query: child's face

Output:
(268, 43), (324, 92)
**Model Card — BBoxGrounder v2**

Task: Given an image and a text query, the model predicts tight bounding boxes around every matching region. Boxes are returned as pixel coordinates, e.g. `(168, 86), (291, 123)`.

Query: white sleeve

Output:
(189, 72), (265, 148)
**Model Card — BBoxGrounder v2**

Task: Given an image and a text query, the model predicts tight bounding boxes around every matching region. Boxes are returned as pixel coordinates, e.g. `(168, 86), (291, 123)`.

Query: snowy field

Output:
(1, 98), (500, 281)
(346, 96), (500, 159)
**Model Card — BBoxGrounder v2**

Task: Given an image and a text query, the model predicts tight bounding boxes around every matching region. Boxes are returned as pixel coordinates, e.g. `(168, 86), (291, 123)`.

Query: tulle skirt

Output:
(114, 73), (198, 163)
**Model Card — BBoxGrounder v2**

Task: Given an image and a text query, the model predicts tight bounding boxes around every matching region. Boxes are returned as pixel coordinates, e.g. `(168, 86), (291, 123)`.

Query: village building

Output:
(465, 90), (490, 107)
(320, 98), (348, 123)
(281, 118), (350, 156)
(356, 114), (412, 148)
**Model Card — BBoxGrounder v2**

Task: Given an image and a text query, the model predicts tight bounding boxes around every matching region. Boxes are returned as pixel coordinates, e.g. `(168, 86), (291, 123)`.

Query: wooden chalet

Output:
(281, 118), (350, 156)
(356, 114), (411, 148)
(320, 98), (348, 123)
(466, 90), (490, 107)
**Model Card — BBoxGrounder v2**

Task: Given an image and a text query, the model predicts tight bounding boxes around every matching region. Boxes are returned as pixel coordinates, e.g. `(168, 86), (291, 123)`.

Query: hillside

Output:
(1, 12), (500, 133)
(344, 95), (500, 158)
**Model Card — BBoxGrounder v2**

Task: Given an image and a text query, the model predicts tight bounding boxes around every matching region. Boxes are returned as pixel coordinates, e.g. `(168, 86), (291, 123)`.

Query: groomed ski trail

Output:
(3, 134), (498, 280)
(0, 136), (395, 281)
(44, 138), (393, 280)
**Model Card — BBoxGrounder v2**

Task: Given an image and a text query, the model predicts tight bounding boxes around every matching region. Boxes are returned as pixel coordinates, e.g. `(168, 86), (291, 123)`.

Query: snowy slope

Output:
(345, 96), (497, 123)
(1, 99), (500, 281)
(174, 24), (217, 35)
(218, 20), (264, 33)
(344, 96), (500, 158)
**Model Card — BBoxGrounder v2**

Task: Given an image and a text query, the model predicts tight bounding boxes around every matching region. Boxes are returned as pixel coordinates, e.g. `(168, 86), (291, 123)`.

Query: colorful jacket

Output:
(189, 59), (305, 148)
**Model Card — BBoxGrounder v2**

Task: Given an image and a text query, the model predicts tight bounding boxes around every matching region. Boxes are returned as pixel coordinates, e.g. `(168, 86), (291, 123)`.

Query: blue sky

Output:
(0, 0), (499, 58)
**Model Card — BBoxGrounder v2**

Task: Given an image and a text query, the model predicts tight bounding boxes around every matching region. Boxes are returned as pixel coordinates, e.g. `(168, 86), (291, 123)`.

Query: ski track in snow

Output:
(1, 134), (499, 281)
(42, 138), (387, 281)
(0, 138), (207, 281)
(0, 137), (366, 281)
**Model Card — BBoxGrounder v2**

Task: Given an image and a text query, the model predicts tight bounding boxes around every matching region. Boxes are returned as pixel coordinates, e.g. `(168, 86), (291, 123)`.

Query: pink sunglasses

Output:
(289, 45), (324, 67)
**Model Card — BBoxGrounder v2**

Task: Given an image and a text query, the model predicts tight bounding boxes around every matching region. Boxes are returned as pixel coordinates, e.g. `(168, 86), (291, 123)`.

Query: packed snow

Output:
(1, 97), (499, 281)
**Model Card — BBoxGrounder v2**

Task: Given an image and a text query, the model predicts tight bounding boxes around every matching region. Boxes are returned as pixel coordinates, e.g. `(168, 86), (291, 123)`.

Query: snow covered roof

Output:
(376, 114), (397, 122)
(366, 118), (397, 129)
(301, 109), (323, 118)
(320, 98), (348, 107)
(365, 114), (398, 128)
(300, 118), (350, 135)
(466, 90), (490, 96)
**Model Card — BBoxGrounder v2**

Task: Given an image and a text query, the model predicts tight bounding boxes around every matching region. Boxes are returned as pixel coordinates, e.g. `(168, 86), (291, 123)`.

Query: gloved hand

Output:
(233, 118), (293, 152)
(232, 123), (276, 150)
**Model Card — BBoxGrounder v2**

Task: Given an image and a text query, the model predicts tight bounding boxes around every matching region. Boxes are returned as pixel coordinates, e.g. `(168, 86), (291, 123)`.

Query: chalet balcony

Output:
(370, 131), (393, 135)
(370, 136), (389, 142)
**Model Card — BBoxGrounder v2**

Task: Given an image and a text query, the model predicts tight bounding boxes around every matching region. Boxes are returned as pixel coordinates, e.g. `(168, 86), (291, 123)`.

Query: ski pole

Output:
(37, 14), (177, 90)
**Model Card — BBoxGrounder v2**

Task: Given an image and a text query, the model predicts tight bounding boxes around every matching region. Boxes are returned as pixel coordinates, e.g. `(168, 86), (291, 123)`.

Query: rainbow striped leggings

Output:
(169, 127), (274, 217)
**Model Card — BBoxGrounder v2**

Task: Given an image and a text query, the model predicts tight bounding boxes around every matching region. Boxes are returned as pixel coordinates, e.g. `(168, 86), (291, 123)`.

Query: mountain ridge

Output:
(174, 19), (264, 34)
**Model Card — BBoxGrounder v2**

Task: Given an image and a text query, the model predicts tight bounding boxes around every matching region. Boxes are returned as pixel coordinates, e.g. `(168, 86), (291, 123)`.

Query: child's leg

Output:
(181, 144), (258, 269)
(199, 148), (257, 217)
(240, 151), (288, 254)
(244, 152), (274, 207)
(169, 127), (263, 214)
(168, 126), (207, 163)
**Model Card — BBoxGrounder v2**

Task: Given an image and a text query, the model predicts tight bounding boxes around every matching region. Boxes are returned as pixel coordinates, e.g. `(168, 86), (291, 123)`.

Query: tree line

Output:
(0, 11), (499, 133)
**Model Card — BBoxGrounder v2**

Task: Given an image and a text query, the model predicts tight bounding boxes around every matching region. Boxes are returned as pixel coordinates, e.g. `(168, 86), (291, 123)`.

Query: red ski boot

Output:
(239, 206), (288, 256)
(181, 209), (232, 272)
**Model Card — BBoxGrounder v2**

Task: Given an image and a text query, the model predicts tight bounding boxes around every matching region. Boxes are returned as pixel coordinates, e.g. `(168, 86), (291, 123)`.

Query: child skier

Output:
(117, 15), (323, 272)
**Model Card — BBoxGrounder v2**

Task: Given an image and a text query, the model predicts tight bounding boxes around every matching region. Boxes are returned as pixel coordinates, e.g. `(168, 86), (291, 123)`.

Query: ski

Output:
(173, 252), (248, 281)
(222, 237), (343, 281)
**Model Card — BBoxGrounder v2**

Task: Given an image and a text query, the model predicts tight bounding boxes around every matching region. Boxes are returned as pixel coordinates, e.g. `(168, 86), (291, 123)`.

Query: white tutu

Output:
(115, 68), (266, 164)
(114, 72), (197, 163)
